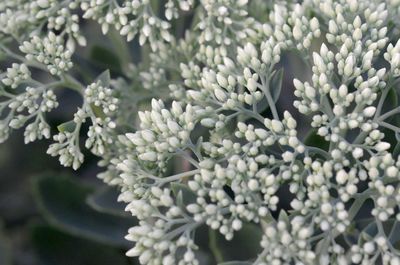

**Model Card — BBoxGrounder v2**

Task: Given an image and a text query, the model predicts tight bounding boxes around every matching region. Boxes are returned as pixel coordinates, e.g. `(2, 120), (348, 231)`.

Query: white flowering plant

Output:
(3, 0), (400, 264)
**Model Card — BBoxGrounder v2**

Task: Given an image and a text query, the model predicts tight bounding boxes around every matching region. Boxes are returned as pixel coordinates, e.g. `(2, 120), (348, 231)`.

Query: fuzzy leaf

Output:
(57, 120), (76, 133)
(278, 210), (290, 224)
(303, 129), (329, 151)
(31, 224), (130, 265)
(95, 70), (111, 87)
(90, 46), (122, 74)
(271, 68), (284, 103)
(256, 69), (283, 114)
(86, 186), (129, 217)
(171, 182), (197, 207)
(215, 222), (262, 261)
(31, 175), (136, 247)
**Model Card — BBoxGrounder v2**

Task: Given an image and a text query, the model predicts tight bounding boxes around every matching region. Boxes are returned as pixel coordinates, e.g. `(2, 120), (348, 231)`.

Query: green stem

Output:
(259, 76), (279, 120)
(61, 74), (84, 94)
(305, 146), (330, 159)
(157, 169), (200, 184)
(375, 85), (391, 118)
(377, 106), (400, 121)
(378, 121), (400, 133)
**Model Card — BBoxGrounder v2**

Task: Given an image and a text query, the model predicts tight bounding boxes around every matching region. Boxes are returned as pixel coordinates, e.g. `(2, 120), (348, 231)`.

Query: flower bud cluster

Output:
(46, 8), (87, 50)
(20, 32), (73, 75)
(4, 0), (400, 264)
(0, 0), (84, 48)
(197, 0), (258, 46)
(84, 80), (119, 116)
(1, 63), (31, 89)
(351, 236), (400, 265)
(114, 2), (400, 263)
(2, 86), (57, 144)
(385, 40), (400, 77)
(80, 0), (186, 49)
(119, 185), (202, 265)
(125, 99), (208, 170)
(268, 3), (321, 52)
(47, 129), (84, 170)
(47, 79), (119, 167)
(258, 215), (315, 265)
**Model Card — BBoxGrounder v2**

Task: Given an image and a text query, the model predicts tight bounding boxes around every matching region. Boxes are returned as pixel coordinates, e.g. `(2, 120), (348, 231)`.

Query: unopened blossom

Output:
(2, 0), (400, 264)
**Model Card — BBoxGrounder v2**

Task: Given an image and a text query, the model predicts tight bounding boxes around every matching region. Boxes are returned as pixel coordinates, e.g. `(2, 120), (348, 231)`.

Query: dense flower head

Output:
(3, 0), (400, 264)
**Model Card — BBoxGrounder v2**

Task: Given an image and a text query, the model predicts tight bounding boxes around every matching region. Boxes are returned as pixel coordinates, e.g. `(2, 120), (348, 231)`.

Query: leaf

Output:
(57, 120), (76, 133)
(278, 210), (290, 224)
(303, 128), (329, 151)
(90, 46), (122, 73)
(91, 104), (107, 119)
(89, 70), (112, 119)
(257, 69), (283, 114)
(95, 70), (111, 87)
(359, 221), (377, 244)
(86, 186), (129, 217)
(270, 68), (284, 103)
(214, 222), (262, 262)
(194, 249), (214, 265)
(171, 183), (197, 207)
(379, 87), (400, 151)
(0, 223), (11, 265)
(31, 224), (130, 265)
(31, 175), (136, 247)
(383, 87), (398, 114)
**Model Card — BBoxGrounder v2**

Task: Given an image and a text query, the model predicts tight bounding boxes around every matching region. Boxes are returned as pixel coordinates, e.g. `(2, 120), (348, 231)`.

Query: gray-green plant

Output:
(2, 0), (400, 264)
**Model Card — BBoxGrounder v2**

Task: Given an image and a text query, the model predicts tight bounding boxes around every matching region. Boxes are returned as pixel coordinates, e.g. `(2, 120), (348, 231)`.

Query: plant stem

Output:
(158, 169), (200, 184)
(258, 76), (279, 120)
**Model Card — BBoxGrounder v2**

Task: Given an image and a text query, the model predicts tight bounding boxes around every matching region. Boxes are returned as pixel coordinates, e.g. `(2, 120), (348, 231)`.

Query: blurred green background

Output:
(0, 127), (140, 265)
(0, 19), (141, 264)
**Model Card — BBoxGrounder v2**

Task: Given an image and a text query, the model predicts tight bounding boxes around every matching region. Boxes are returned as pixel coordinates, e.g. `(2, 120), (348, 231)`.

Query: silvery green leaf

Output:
(57, 121), (76, 133)
(32, 175), (136, 247)
(31, 225), (129, 265)
(171, 182), (197, 207)
(95, 70), (111, 88)
(86, 186), (130, 217)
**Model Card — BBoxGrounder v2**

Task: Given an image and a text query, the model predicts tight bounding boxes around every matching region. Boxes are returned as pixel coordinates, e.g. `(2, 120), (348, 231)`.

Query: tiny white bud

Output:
(363, 106), (376, 117)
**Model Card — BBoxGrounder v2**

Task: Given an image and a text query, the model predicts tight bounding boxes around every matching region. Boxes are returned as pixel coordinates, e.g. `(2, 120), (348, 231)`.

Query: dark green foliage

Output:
(31, 224), (131, 265)
(31, 175), (136, 248)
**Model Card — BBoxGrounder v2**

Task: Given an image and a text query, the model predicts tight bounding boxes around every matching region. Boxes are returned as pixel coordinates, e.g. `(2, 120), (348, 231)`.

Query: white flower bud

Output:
(363, 106), (376, 117)
(336, 170), (348, 184)
(232, 219), (242, 230)
(271, 120), (283, 133)
(387, 166), (398, 177)
(247, 179), (259, 191)
(344, 56), (354, 77)
(139, 152), (157, 161)
(216, 73), (228, 88)
(352, 147), (363, 159)
(375, 142), (390, 152)
(310, 17), (319, 32)
(214, 88), (227, 102)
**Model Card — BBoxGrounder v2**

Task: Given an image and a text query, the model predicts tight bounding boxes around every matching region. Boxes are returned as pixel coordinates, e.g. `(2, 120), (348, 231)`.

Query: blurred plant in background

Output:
(3, 0), (400, 264)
